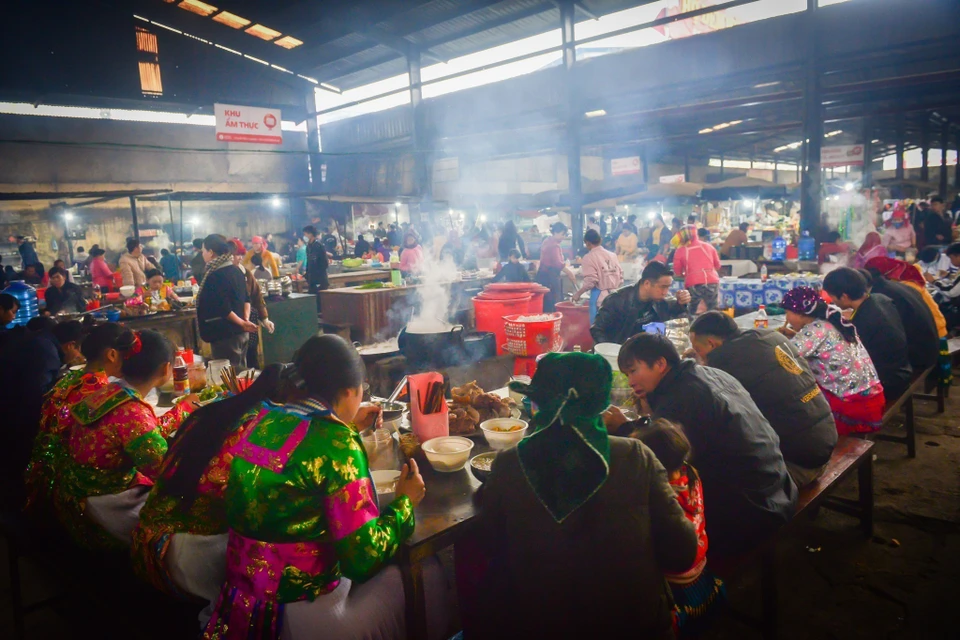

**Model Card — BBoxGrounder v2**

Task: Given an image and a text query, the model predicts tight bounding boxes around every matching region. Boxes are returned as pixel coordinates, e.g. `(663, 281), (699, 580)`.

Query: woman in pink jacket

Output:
(672, 225), (720, 315)
(573, 229), (623, 322)
(398, 230), (425, 276)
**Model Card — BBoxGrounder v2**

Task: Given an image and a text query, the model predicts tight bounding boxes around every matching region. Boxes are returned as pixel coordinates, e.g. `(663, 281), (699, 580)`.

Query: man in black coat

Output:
(824, 268), (913, 403)
(860, 269), (940, 373)
(590, 262), (691, 345)
(605, 333), (797, 558)
(303, 225), (329, 312)
(0, 319), (83, 509)
(689, 311), (837, 487)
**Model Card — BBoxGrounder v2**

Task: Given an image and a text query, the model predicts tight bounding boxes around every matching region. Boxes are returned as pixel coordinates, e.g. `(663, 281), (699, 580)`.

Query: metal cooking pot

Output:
(397, 324), (465, 367)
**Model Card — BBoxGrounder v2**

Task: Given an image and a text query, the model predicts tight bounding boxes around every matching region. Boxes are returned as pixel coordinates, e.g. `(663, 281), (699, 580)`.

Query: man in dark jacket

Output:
(824, 267), (913, 402)
(606, 333), (798, 558)
(17, 236), (39, 268)
(303, 225), (329, 312)
(923, 196), (951, 247)
(44, 267), (86, 314)
(860, 269), (939, 373)
(0, 319), (83, 509)
(590, 262), (691, 344)
(689, 311), (837, 487)
(190, 238), (206, 279)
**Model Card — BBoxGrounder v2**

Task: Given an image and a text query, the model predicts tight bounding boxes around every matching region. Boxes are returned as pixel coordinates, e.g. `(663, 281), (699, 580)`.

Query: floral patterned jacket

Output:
(54, 382), (192, 549)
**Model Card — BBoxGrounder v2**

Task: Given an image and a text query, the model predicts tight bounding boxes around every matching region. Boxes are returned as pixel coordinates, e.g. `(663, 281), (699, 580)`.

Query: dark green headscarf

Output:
(509, 352), (612, 523)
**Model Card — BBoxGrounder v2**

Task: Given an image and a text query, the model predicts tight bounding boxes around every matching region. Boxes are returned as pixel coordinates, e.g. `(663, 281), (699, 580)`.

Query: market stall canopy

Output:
(583, 182), (703, 208)
(700, 177), (787, 201)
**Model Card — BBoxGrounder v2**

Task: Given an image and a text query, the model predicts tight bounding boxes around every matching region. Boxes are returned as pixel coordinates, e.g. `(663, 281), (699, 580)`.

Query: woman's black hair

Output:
(144, 268), (163, 280)
(126, 237), (140, 253)
(47, 266), (68, 279)
(89, 247), (106, 257)
(161, 364), (286, 506)
(917, 246), (941, 264)
(550, 222), (568, 235)
(120, 329), (174, 385)
(251, 253), (264, 267)
(203, 233), (230, 256)
(295, 334), (366, 408)
(809, 299), (859, 344)
(636, 419), (690, 473)
(81, 322), (133, 363)
(584, 229), (602, 245)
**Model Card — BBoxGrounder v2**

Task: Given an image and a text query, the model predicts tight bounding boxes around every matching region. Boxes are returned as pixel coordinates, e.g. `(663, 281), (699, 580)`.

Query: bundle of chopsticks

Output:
(220, 366), (255, 395)
(418, 380), (445, 415)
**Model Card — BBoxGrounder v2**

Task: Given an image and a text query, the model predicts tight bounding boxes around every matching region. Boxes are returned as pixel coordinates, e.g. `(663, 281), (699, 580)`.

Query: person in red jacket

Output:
(672, 225), (720, 315)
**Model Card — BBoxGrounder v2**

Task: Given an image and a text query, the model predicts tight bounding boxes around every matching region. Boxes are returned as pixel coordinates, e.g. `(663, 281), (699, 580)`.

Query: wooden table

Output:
(399, 387), (507, 639)
(400, 439), (490, 640)
(318, 277), (491, 344)
(327, 268), (391, 289)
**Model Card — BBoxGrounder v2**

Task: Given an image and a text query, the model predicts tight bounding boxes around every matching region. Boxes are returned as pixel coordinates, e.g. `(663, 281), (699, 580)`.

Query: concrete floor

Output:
(2, 384), (958, 639)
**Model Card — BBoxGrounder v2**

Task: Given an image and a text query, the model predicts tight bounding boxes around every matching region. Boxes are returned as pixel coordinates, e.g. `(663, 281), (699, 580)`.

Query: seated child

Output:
(634, 419), (726, 638)
(492, 249), (531, 283)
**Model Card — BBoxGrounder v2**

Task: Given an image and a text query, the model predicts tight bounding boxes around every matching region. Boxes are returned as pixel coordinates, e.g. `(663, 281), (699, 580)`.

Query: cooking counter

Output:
(328, 268), (392, 289)
(120, 309), (199, 351)
(319, 276), (493, 344)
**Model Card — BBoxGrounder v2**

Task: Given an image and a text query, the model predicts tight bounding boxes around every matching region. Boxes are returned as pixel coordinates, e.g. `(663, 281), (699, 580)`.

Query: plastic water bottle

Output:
(754, 304), (769, 329)
(92, 283), (101, 300)
(1, 281), (39, 327)
(771, 235), (787, 262)
(760, 264), (768, 282)
(173, 355), (190, 396)
(798, 231), (816, 261)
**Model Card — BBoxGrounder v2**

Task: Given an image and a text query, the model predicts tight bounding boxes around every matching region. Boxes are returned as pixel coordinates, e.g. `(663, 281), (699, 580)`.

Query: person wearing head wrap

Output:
(780, 286), (885, 435)
(852, 231), (887, 268)
(863, 256), (949, 385)
(473, 352), (697, 639)
(672, 224), (721, 315)
(881, 204), (916, 254)
(242, 235), (280, 278)
(398, 230), (425, 275)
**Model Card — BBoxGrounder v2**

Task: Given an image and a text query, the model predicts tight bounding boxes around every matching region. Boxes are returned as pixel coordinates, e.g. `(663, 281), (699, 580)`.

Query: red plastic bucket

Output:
(473, 294), (533, 355)
(482, 283), (549, 314)
(555, 301), (594, 352)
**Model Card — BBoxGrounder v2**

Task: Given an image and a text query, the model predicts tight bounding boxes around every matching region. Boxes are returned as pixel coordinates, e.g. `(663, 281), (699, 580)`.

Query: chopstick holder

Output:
(408, 372), (449, 444)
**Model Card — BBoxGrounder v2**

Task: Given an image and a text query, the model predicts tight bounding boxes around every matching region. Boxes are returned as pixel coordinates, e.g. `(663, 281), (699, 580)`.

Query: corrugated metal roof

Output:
(305, 0), (657, 89)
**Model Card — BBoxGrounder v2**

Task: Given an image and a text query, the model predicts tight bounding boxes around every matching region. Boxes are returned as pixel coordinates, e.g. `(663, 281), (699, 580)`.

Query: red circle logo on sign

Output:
(263, 114), (277, 129)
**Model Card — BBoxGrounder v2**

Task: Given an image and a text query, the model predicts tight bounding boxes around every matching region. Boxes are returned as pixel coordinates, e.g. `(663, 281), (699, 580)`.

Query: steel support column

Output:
(304, 91), (322, 190)
(896, 120), (905, 181)
(561, 0), (583, 250)
(940, 122), (949, 196)
(684, 152), (691, 182)
(800, 0), (822, 236)
(920, 116), (930, 182)
(956, 133), (960, 188)
(862, 116), (873, 189)
(129, 196), (140, 241)
(408, 47), (431, 227)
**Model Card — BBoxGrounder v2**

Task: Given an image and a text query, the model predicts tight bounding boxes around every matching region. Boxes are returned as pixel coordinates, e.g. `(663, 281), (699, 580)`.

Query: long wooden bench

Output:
(875, 366), (934, 458)
(730, 436), (875, 639)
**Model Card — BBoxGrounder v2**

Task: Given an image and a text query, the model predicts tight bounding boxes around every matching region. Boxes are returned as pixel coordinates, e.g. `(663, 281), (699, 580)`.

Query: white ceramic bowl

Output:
(594, 342), (621, 370)
(371, 469), (402, 504)
(480, 418), (529, 451)
(421, 436), (475, 472)
(119, 285), (136, 298)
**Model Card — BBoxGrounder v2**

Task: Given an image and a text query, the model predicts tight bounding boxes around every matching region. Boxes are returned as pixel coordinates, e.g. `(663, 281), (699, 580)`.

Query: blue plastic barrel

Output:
(1, 281), (39, 327)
